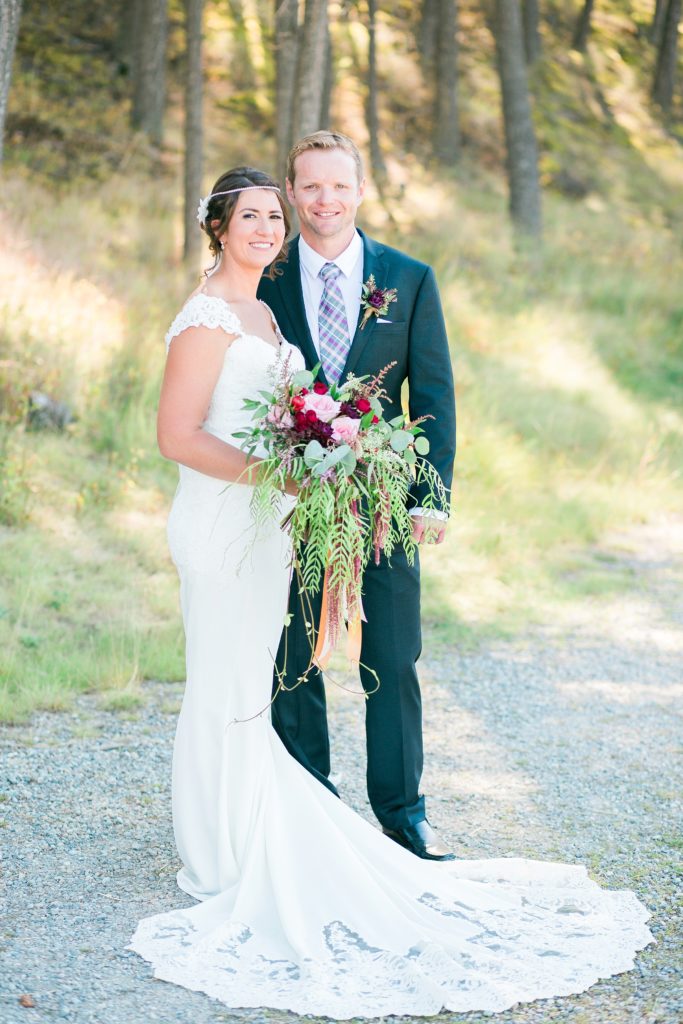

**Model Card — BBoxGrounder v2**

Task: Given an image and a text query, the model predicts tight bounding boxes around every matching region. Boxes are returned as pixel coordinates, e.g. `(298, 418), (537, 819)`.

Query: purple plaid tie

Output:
(318, 262), (350, 384)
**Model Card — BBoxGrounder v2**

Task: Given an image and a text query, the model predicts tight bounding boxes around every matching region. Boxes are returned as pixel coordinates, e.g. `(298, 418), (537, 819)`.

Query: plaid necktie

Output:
(318, 262), (350, 384)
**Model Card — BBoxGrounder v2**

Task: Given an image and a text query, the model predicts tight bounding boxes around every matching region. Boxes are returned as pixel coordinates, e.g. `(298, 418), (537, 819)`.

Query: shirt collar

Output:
(299, 230), (363, 280)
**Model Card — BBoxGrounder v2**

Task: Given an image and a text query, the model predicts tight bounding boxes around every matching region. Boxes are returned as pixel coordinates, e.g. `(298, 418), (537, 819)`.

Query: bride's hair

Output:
(202, 167), (290, 279)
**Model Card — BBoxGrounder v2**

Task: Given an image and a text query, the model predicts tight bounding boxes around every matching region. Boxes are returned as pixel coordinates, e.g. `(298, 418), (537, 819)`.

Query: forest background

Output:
(0, 0), (681, 722)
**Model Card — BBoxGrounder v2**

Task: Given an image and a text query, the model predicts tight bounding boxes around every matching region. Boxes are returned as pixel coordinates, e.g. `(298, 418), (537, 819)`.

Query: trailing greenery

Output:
(236, 362), (448, 649)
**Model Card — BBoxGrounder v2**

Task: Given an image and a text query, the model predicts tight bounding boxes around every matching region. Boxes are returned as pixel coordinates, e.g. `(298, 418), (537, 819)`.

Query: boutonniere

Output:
(360, 275), (398, 330)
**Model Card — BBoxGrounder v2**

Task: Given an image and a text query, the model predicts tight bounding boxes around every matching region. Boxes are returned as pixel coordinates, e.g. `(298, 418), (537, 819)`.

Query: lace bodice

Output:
(165, 293), (304, 447)
(163, 293), (303, 573)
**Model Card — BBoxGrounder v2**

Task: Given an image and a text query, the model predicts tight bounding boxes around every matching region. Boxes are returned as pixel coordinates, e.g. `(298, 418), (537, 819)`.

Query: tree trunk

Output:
(115, 0), (140, 74)
(433, 0), (460, 163)
(0, 0), (22, 165)
(366, 0), (386, 179)
(227, 0), (257, 86)
(131, 0), (168, 145)
(650, 0), (668, 47)
(292, 0), (328, 140)
(275, 0), (299, 179)
(571, 0), (595, 53)
(522, 0), (541, 63)
(494, 0), (542, 237)
(319, 18), (333, 129)
(417, 0), (438, 82)
(183, 0), (204, 264)
(229, 0), (268, 93)
(652, 0), (682, 112)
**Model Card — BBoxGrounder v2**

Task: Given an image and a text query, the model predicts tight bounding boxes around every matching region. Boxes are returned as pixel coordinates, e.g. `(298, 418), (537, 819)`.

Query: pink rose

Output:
(330, 416), (361, 444)
(302, 392), (341, 423)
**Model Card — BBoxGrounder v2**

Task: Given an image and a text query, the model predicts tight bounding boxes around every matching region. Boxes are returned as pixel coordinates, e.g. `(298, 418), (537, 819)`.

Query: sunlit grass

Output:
(0, 433), (184, 723)
(370, 167), (683, 641)
(2, 4), (683, 718)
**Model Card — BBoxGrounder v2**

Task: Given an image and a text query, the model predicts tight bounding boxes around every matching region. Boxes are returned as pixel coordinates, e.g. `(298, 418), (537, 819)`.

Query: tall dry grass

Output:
(1, 136), (682, 717)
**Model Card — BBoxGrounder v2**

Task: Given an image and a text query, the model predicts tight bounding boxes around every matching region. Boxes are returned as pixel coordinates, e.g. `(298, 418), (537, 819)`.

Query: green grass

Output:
(392, 173), (683, 641)
(2, 161), (680, 718)
(1, 0), (682, 719)
(0, 434), (185, 723)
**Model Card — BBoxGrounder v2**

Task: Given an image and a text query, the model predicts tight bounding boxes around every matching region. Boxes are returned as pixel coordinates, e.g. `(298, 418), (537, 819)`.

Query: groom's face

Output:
(287, 149), (365, 250)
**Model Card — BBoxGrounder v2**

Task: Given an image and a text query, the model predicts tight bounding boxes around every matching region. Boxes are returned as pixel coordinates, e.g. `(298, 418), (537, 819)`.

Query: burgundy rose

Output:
(306, 409), (318, 423)
(313, 381), (328, 395)
(356, 398), (371, 414)
(291, 395), (305, 411)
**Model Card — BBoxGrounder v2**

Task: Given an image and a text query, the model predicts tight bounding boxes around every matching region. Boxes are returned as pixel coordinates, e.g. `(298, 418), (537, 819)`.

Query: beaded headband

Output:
(196, 185), (281, 227)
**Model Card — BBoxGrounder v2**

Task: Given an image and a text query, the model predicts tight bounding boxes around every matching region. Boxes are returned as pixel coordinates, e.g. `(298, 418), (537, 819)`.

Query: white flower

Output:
(196, 195), (210, 225)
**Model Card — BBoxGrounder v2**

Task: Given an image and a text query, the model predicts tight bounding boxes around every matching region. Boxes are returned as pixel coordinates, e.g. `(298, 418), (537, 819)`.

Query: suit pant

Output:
(271, 547), (425, 831)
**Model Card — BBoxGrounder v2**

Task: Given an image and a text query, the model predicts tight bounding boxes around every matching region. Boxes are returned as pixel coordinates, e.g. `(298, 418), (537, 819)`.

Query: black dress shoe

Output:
(382, 819), (455, 861)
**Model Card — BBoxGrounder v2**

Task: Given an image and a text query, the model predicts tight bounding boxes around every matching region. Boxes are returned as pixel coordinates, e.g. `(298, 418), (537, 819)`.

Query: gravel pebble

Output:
(1, 521), (681, 1024)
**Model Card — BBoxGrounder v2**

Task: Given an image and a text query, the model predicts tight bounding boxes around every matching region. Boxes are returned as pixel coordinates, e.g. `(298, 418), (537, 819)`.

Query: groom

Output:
(258, 130), (456, 860)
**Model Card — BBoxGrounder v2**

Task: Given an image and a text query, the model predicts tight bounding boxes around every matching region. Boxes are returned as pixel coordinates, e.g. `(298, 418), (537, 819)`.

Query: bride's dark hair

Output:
(202, 166), (290, 280)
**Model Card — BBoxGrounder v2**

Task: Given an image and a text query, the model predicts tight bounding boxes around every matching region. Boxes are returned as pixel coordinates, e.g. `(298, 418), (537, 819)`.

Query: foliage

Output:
(237, 360), (447, 650)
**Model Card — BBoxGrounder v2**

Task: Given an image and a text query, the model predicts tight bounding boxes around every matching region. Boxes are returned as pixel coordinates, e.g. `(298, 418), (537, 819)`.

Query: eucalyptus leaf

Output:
(341, 449), (357, 474)
(292, 369), (314, 389)
(319, 444), (352, 471)
(403, 447), (417, 466)
(414, 435), (430, 455)
(303, 440), (325, 465)
(390, 430), (412, 452)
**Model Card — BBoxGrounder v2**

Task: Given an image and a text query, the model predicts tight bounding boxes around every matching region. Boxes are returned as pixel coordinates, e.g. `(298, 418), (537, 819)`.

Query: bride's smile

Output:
(218, 191), (286, 272)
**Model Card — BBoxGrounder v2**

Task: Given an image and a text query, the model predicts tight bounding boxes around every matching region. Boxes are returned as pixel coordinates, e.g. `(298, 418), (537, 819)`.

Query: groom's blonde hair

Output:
(287, 131), (364, 186)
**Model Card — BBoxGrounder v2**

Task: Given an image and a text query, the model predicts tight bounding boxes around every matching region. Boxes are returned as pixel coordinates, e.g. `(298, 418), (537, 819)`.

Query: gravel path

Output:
(1, 520), (681, 1024)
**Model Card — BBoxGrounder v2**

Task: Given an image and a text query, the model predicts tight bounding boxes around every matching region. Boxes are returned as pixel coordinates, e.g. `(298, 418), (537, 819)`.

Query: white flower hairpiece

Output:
(196, 185), (281, 227)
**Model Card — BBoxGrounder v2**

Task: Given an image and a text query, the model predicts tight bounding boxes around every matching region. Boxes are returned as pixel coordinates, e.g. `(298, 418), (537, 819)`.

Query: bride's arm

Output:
(157, 326), (261, 486)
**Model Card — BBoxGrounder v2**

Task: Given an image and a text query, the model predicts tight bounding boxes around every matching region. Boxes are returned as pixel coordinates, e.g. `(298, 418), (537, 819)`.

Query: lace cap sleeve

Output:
(165, 294), (243, 350)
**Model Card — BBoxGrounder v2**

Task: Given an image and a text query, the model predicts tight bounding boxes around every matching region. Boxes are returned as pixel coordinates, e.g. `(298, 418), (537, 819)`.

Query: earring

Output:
(220, 240), (225, 249)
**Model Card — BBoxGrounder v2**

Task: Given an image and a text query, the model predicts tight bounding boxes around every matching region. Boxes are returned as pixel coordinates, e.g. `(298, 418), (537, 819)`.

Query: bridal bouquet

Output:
(233, 357), (448, 667)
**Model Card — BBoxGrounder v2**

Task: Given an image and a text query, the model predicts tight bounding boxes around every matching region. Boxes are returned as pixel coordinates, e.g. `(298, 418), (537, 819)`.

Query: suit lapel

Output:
(275, 239), (320, 371)
(276, 231), (388, 382)
(341, 231), (387, 380)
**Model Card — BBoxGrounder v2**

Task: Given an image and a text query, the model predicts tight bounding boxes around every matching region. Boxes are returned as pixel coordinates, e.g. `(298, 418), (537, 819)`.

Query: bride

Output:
(129, 166), (653, 1017)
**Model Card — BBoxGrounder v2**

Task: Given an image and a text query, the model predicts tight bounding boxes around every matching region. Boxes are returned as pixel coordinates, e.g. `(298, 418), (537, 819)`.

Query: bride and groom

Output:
(130, 130), (652, 1016)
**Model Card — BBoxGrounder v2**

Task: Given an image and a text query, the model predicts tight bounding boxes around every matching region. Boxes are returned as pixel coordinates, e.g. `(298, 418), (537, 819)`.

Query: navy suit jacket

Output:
(257, 229), (456, 512)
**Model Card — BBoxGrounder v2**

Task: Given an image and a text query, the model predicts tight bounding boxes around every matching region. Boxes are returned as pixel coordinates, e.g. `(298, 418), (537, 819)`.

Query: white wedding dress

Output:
(129, 293), (653, 1017)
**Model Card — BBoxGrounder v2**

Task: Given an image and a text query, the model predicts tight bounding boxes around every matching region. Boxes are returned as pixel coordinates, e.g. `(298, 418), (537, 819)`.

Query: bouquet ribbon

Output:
(313, 567), (365, 670)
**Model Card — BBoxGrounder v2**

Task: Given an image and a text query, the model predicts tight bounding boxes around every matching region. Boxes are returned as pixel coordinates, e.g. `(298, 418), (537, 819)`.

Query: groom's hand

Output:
(411, 515), (448, 546)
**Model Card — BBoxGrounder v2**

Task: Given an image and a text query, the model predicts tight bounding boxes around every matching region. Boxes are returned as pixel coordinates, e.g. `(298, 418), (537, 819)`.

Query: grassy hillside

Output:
(1, 0), (682, 721)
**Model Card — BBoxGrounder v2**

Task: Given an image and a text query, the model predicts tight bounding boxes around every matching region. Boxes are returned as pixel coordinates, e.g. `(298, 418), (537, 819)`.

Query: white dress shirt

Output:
(298, 231), (364, 354)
